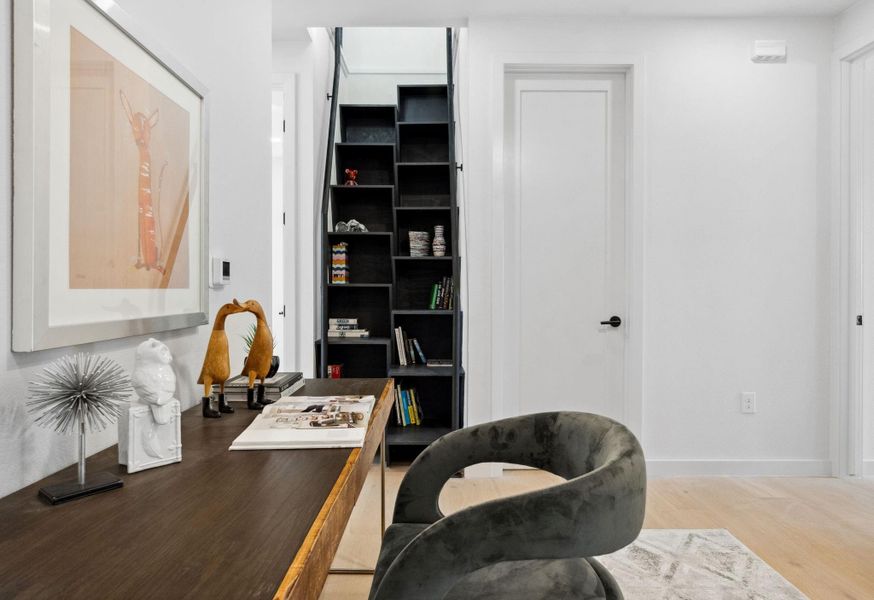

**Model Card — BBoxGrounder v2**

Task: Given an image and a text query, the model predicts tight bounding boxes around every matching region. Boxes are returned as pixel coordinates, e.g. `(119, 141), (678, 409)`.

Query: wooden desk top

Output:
(0, 378), (394, 600)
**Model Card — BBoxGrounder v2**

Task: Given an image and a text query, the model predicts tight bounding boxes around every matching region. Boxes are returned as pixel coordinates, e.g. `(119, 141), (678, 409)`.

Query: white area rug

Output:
(598, 529), (808, 600)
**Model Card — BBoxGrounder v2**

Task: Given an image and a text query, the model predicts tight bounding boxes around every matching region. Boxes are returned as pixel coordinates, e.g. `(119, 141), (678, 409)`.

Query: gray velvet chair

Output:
(368, 412), (646, 600)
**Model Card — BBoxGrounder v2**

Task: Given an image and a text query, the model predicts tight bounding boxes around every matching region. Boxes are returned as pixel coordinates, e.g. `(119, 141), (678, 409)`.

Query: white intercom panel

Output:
(211, 257), (231, 288)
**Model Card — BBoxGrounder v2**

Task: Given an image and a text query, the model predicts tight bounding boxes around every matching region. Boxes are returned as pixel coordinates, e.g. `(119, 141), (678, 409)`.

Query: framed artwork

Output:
(12, 0), (209, 352)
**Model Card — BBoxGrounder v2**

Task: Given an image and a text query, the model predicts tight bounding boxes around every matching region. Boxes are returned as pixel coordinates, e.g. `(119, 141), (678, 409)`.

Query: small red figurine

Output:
(344, 168), (359, 186)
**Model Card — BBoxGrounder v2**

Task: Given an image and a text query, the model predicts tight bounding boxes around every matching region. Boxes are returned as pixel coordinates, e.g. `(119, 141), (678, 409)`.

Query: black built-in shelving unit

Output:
(317, 29), (463, 463)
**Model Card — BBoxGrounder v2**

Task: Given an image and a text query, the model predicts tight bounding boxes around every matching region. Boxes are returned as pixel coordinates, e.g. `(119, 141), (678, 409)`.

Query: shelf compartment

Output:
(393, 256), (453, 262)
(327, 285), (391, 338)
(394, 206), (451, 212)
(392, 312), (454, 364)
(397, 163), (451, 207)
(340, 105), (397, 143)
(327, 233), (392, 284)
(336, 143), (396, 186)
(398, 85), (449, 123)
(389, 365), (454, 377)
(387, 426), (451, 446)
(330, 185), (394, 232)
(322, 337), (391, 345)
(394, 259), (454, 311)
(315, 340), (389, 379)
(398, 123), (449, 162)
(388, 376), (452, 429)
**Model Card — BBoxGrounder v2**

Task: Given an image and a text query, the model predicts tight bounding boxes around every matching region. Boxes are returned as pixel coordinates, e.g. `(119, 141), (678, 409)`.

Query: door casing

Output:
(486, 54), (646, 450)
(834, 35), (874, 478)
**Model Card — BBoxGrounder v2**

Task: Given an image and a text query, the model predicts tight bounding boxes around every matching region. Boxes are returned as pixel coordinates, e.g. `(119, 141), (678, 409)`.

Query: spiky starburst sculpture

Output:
(28, 353), (131, 434)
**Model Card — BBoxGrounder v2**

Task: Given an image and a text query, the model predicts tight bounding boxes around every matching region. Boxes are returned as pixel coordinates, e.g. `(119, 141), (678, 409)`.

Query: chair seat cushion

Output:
(371, 522), (431, 595)
(444, 558), (608, 600)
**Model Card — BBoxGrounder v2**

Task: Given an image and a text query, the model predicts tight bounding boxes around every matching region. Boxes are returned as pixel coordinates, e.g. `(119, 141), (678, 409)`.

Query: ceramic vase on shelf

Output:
(409, 231), (431, 257)
(432, 225), (446, 257)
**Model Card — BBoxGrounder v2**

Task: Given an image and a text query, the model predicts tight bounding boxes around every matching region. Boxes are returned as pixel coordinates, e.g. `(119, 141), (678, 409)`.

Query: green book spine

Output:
(429, 284), (438, 310)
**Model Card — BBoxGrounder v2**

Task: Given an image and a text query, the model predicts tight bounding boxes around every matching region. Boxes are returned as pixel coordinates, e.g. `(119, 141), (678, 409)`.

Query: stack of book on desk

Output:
(229, 395), (375, 450)
(223, 372), (304, 403)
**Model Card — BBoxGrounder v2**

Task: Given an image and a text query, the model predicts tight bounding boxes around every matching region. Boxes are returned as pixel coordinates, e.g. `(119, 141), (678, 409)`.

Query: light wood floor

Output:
(321, 467), (874, 600)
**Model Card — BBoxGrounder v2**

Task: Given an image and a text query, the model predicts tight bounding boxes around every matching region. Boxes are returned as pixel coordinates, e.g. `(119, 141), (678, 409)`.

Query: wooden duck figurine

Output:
(235, 298), (275, 410)
(198, 302), (246, 418)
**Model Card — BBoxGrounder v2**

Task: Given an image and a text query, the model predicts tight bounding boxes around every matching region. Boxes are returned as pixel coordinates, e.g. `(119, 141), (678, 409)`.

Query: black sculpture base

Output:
(38, 471), (123, 505)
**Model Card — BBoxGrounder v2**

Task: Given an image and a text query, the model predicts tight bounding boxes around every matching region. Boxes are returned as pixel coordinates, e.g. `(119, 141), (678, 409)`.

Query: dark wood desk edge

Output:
(275, 378), (395, 600)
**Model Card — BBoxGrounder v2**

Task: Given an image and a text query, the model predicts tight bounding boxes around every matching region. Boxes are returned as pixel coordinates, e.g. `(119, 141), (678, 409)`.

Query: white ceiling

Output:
(273, 0), (857, 39)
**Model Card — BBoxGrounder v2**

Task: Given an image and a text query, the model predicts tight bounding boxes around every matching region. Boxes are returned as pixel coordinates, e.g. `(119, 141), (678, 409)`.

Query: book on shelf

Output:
(430, 277), (454, 310)
(331, 242), (349, 284)
(395, 326), (407, 366)
(329, 318), (358, 326)
(328, 316), (368, 338)
(395, 327), (430, 366)
(393, 384), (423, 427)
(328, 364), (343, 379)
(406, 337), (417, 365)
(426, 359), (453, 368)
(327, 329), (370, 338)
(412, 339), (428, 364)
(229, 395), (374, 450)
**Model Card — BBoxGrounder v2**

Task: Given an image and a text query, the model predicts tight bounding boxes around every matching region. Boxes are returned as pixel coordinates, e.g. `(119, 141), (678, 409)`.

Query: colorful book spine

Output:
(411, 389), (423, 424)
(331, 242), (349, 284)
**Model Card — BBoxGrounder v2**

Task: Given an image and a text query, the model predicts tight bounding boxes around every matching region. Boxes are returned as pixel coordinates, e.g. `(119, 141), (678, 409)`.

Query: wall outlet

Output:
(741, 392), (757, 414)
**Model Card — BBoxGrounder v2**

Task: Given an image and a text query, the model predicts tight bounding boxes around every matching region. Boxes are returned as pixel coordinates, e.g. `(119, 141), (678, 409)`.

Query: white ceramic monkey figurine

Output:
(132, 338), (177, 425)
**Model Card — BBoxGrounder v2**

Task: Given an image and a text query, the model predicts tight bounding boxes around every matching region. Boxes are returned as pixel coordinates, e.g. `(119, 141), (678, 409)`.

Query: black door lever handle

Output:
(600, 316), (622, 328)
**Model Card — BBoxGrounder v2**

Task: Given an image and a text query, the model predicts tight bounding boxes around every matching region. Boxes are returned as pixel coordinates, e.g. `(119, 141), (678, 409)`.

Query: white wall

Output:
(464, 16), (834, 476)
(342, 28), (446, 74)
(0, 0), (272, 498)
(835, 0), (874, 50)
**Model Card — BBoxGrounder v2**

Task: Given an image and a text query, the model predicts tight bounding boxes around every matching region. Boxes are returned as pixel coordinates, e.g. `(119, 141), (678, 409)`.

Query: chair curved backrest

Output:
(372, 412), (646, 600)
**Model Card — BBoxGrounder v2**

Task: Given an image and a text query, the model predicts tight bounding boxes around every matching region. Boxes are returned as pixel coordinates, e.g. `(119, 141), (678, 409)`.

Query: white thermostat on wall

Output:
(211, 257), (231, 287)
(751, 40), (787, 63)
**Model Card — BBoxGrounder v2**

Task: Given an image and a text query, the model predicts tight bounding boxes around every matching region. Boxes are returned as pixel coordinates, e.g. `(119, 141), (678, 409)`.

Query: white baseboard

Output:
(646, 459), (832, 478)
(864, 460), (874, 477)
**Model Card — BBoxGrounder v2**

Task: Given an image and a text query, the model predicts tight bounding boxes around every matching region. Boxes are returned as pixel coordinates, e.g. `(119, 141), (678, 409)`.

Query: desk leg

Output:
(380, 428), (386, 538)
(328, 429), (387, 576)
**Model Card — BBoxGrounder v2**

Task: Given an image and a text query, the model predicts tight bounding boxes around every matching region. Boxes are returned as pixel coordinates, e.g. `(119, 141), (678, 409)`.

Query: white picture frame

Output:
(12, 0), (210, 352)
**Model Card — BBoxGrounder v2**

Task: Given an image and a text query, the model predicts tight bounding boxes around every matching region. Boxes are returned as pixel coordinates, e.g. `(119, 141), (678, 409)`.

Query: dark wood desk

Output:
(0, 378), (394, 600)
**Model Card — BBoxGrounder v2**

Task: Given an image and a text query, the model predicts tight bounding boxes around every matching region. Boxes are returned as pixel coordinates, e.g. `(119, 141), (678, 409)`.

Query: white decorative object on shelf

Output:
(119, 338), (182, 473)
(433, 225), (446, 257)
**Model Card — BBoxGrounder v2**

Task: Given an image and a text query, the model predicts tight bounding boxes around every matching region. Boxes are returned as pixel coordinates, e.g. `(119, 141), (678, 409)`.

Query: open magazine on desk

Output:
(229, 395), (375, 451)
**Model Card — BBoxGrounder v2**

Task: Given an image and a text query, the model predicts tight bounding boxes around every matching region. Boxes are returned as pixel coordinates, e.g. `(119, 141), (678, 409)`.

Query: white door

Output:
(851, 49), (874, 477)
(503, 72), (628, 422)
(271, 87), (287, 366)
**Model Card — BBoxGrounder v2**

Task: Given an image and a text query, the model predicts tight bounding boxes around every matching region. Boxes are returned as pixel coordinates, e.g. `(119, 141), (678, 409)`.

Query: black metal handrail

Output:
(318, 27), (343, 377)
(446, 27), (462, 433)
